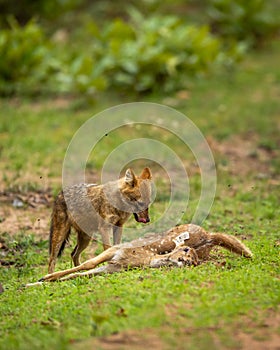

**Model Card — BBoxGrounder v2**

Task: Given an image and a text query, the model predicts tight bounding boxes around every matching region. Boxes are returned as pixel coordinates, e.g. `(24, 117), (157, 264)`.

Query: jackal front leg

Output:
(113, 225), (123, 245)
(99, 223), (113, 250)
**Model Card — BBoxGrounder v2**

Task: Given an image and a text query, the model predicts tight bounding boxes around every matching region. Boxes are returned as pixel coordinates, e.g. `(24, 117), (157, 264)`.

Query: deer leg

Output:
(39, 246), (118, 282)
(60, 264), (123, 281)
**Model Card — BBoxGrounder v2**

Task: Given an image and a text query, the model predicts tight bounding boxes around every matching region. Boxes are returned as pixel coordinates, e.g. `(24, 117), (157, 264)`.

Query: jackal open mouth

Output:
(133, 213), (150, 224)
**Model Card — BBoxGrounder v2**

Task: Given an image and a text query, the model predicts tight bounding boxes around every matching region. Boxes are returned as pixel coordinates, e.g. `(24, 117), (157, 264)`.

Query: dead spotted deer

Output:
(26, 224), (252, 286)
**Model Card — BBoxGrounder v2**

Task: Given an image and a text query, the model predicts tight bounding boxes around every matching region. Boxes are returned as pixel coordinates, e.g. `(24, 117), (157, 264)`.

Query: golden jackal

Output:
(48, 167), (152, 273)
(39, 223), (252, 282)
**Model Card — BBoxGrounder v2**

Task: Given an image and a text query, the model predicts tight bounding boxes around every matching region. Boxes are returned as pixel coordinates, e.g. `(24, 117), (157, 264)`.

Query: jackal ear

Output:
(124, 168), (137, 187)
(140, 167), (152, 180)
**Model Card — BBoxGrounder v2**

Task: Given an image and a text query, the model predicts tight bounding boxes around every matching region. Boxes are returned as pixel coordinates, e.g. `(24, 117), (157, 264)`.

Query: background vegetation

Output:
(0, 0), (279, 97)
(0, 1), (279, 349)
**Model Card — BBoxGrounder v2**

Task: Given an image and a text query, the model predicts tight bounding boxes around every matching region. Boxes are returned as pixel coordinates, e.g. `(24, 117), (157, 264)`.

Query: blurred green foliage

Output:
(0, 18), (54, 95)
(207, 0), (279, 47)
(0, 0), (81, 25)
(60, 13), (236, 95)
(0, 0), (278, 97)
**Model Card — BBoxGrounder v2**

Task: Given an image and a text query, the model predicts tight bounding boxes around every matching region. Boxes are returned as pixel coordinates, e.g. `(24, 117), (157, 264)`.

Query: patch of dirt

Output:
(0, 189), (53, 239)
(207, 133), (280, 179)
(0, 189), (53, 208)
(232, 310), (280, 350)
(73, 329), (164, 350)
(71, 311), (280, 350)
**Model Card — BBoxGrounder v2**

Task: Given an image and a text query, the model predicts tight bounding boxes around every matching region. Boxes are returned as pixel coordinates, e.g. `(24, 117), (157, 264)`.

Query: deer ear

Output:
(124, 168), (137, 186)
(140, 167), (152, 180)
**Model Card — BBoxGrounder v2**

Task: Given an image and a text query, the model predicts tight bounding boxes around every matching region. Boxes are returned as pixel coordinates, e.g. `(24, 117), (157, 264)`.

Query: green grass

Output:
(0, 232), (279, 350)
(0, 43), (279, 349)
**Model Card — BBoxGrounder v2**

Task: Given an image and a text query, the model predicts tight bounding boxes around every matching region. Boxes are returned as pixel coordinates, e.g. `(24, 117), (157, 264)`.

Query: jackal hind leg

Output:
(71, 230), (92, 266)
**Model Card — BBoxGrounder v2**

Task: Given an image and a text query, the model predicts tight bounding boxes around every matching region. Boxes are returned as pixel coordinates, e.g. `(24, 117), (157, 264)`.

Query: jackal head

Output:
(121, 167), (152, 224)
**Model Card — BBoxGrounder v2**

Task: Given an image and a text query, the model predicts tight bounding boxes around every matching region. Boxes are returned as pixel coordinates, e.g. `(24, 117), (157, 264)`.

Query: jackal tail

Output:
(49, 194), (71, 258)
(210, 233), (252, 258)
